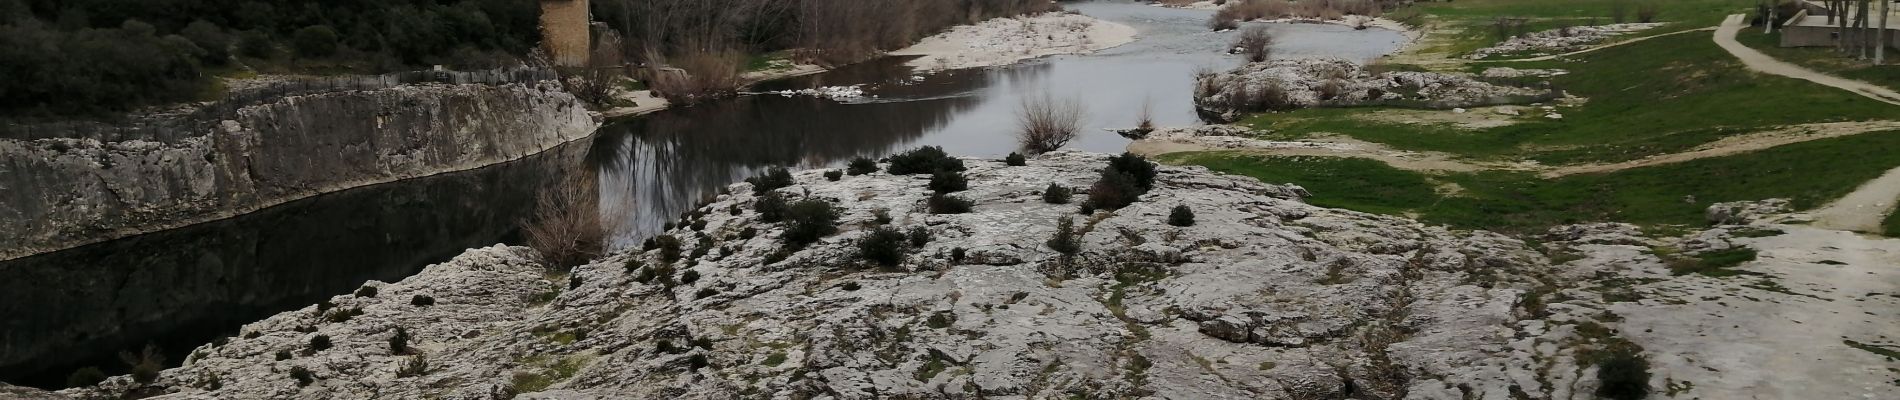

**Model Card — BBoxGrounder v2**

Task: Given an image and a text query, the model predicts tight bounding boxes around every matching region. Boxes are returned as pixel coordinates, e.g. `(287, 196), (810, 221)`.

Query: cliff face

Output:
(0, 82), (597, 261)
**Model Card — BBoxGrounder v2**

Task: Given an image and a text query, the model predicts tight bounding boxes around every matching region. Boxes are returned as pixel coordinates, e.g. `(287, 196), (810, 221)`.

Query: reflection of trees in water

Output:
(591, 83), (983, 244)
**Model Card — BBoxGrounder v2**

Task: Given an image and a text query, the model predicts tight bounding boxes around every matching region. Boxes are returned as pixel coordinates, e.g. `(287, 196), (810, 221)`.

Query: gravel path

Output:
(1714, 14), (1900, 106)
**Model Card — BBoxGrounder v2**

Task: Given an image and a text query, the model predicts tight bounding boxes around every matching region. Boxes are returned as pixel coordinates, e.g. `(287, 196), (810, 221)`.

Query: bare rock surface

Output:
(1193, 58), (1554, 122)
(55, 153), (1899, 400)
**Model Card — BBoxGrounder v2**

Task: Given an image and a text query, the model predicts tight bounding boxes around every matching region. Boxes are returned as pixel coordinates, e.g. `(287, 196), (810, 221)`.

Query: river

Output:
(0, 0), (1403, 388)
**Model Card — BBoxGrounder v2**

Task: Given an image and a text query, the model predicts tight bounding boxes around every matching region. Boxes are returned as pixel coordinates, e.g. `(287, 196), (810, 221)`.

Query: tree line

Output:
(0, 0), (539, 116)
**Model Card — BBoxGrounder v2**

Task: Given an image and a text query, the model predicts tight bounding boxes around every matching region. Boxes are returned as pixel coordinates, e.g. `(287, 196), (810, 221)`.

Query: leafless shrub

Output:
(559, 67), (620, 109)
(646, 47), (743, 104)
(1210, 10), (1241, 31)
(1635, 2), (1660, 23)
(1136, 97), (1155, 134)
(1317, 79), (1346, 101)
(522, 174), (626, 268)
(1018, 92), (1087, 154)
(1235, 25), (1276, 62)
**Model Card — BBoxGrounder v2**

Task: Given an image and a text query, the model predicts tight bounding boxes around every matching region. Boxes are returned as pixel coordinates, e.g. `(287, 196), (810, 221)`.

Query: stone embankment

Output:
(0, 81), (598, 261)
(59, 152), (1892, 399)
(1193, 58), (1556, 121)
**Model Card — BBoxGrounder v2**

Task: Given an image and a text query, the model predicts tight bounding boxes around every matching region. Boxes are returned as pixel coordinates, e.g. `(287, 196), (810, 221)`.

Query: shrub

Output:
(410, 294), (435, 307)
(396, 355), (429, 378)
(291, 25), (338, 57)
(1595, 348), (1651, 400)
(739, 227), (758, 239)
(66, 367), (106, 388)
(859, 227), (908, 266)
(1107, 153), (1158, 191)
(236, 30), (274, 58)
(783, 200), (841, 247)
(1635, 2), (1660, 23)
(1235, 25), (1275, 62)
(872, 208), (893, 225)
(656, 235), (683, 263)
(680, 270), (700, 284)
(927, 194), (975, 214)
(648, 49), (745, 104)
(389, 327), (411, 355)
(841, 281), (862, 291)
(325, 309), (355, 323)
(354, 286), (377, 298)
(1047, 217), (1081, 255)
(1043, 183), (1073, 204)
(688, 354), (710, 370)
(755, 192), (790, 223)
(179, 20), (230, 64)
(1018, 92), (1086, 154)
(847, 157), (880, 175)
(1209, 11), (1241, 31)
(951, 248), (967, 262)
(695, 288), (719, 299)
(309, 335), (332, 352)
(887, 146), (965, 175)
(1005, 152), (1028, 166)
(289, 366), (315, 386)
(275, 350), (292, 361)
(824, 170), (843, 181)
(522, 175), (614, 268)
(907, 226), (932, 247)
(1088, 170), (1144, 211)
(928, 171), (968, 194)
(1169, 205), (1196, 227)
(749, 167), (796, 195)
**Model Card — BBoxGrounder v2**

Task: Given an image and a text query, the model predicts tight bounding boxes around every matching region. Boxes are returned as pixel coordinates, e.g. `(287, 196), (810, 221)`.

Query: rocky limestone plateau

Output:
(1465, 23), (1669, 60)
(47, 153), (1900, 399)
(0, 81), (598, 261)
(1193, 58), (1556, 122)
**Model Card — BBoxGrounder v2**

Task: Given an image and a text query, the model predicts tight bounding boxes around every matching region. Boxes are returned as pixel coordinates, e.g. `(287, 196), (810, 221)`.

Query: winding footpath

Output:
(1713, 14), (1900, 106)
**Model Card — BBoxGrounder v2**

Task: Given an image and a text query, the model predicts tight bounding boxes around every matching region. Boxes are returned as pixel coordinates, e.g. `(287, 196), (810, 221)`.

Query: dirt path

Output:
(1714, 14), (1900, 106)
(1811, 166), (1900, 232)
(1543, 120), (1900, 177)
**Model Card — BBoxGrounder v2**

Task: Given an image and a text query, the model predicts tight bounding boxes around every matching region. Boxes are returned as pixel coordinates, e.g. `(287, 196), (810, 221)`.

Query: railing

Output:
(1, 67), (561, 143)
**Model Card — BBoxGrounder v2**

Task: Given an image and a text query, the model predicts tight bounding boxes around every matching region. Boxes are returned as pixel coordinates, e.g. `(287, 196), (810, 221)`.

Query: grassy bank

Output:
(1165, 131), (1900, 233)
(1246, 32), (1894, 164)
(1413, 0), (1746, 57)
(1732, 28), (1900, 93)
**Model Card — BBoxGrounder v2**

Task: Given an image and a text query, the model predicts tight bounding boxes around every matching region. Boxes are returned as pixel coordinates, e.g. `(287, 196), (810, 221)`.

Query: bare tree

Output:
(1136, 96), (1155, 134)
(1235, 25), (1276, 62)
(522, 173), (626, 268)
(1017, 91), (1087, 154)
(1879, 0), (1890, 64)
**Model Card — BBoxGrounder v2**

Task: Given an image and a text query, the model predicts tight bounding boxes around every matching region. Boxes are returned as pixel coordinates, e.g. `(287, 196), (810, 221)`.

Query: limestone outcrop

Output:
(0, 81), (598, 261)
(1192, 58), (1556, 122)
(54, 152), (1716, 400)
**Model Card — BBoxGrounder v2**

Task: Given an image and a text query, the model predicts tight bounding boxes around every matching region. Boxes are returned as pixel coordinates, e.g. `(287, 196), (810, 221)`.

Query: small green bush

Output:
(1595, 348), (1652, 400)
(396, 355), (429, 378)
(309, 335), (332, 352)
(929, 171), (968, 194)
(1168, 205), (1195, 227)
(291, 25), (338, 57)
(656, 235), (683, 263)
(927, 194), (974, 214)
(275, 350), (292, 361)
(1042, 183), (1072, 204)
(1088, 170), (1144, 210)
(688, 354), (710, 370)
(859, 227), (908, 266)
(749, 167), (796, 195)
(1047, 217), (1081, 255)
(847, 157), (880, 175)
(872, 208), (893, 225)
(236, 30), (274, 59)
(950, 248), (967, 262)
(887, 146), (965, 175)
(389, 327), (411, 355)
(824, 170), (843, 181)
(755, 191), (791, 223)
(680, 270), (700, 284)
(410, 294), (435, 307)
(66, 367), (106, 388)
(354, 286), (377, 298)
(907, 226), (931, 246)
(289, 366), (315, 386)
(783, 200), (841, 247)
(841, 281), (862, 291)
(695, 288), (719, 299)
(1005, 152), (1027, 166)
(739, 227), (758, 239)
(1107, 153), (1158, 191)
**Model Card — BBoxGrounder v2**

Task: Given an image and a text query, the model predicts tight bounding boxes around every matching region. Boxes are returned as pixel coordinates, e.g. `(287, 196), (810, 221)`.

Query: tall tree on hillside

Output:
(1877, 0), (1889, 63)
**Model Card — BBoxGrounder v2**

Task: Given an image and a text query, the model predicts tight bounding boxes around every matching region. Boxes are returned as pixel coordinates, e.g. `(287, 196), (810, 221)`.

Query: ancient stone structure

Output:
(540, 0), (592, 67)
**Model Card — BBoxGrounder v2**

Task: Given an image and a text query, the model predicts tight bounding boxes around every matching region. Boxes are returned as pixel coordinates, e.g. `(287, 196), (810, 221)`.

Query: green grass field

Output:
(1733, 28), (1900, 93)
(1413, 0), (1748, 56)
(1166, 131), (1900, 233)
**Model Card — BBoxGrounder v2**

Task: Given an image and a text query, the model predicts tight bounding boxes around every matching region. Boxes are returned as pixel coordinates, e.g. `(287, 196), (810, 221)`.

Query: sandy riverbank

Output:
(891, 12), (1139, 72)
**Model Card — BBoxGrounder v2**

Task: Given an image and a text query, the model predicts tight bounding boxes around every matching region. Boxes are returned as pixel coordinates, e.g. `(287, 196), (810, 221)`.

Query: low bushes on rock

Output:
(887, 146), (965, 175)
(929, 171), (968, 194)
(1043, 183), (1073, 204)
(656, 235), (684, 263)
(309, 335), (332, 352)
(749, 167), (796, 195)
(389, 327), (411, 355)
(1595, 347), (1652, 400)
(755, 192), (790, 223)
(1005, 152), (1028, 166)
(396, 355), (429, 378)
(354, 286), (377, 298)
(289, 366), (315, 387)
(928, 194), (975, 214)
(1047, 216), (1081, 256)
(783, 200), (841, 247)
(1086, 153), (1158, 211)
(847, 157), (880, 175)
(410, 294), (435, 306)
(66, 367), (106, 388)
(824, 170), (844, 181)
(859, 227), (908, 266)
(1169, 205), (1196, 227)
(907, 226), (932, 246)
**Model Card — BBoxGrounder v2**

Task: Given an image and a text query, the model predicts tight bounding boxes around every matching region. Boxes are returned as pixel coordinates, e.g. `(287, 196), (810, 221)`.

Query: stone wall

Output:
(0, 82), (598, 261)
(540, 0), (592, 67)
